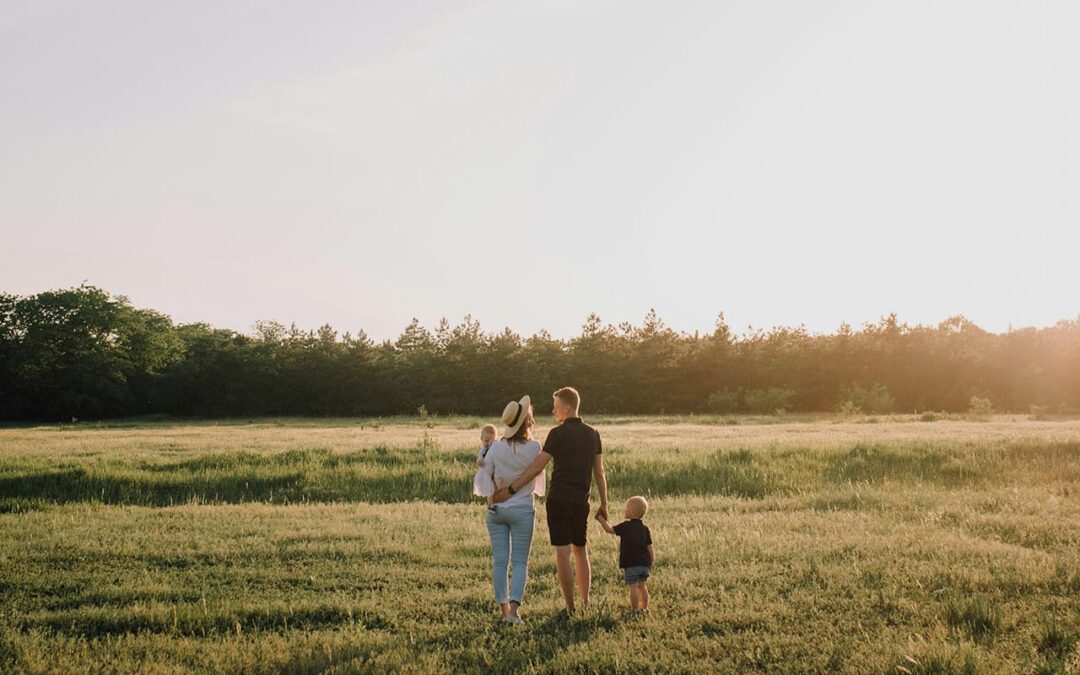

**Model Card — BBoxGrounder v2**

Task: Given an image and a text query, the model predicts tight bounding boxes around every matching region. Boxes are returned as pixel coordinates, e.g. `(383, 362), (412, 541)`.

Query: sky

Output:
(3, 1), (1078, 341)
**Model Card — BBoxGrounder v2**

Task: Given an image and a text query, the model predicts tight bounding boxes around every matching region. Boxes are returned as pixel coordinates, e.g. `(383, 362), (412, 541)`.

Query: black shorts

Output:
(546, 499), (590, 547)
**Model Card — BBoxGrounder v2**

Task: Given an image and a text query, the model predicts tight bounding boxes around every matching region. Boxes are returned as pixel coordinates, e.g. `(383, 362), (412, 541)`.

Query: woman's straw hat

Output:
(500, 395), (532, 438)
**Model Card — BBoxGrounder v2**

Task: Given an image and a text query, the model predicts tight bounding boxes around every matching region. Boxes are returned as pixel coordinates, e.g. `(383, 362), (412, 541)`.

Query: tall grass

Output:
(4, 435), (1080, 510)
(0, 445), (477, 508)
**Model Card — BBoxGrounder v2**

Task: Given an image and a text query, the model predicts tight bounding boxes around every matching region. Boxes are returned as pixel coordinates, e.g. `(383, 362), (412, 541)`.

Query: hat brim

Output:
(502, 395), (532, 438)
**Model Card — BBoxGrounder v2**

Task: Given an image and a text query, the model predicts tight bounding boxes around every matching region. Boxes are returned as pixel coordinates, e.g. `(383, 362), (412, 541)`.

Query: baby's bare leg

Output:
(640, 581), (649, 610)
(629, 583), (640, 609)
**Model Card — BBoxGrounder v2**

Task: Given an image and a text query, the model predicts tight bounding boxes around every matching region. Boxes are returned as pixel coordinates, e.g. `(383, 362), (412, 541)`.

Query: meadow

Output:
(2, 414), (1080, 673)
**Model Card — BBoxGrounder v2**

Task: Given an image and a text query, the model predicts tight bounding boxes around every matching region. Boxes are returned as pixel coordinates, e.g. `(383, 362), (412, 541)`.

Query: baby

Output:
(597, 496), (654, 613)
(472, 423), (498, 501)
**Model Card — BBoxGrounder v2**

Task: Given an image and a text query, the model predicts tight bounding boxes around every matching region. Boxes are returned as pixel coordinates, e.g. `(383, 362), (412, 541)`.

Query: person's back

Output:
(487, 437), (545, 508)
(539, 387), (608, 614)
(544, 417), (602, 506)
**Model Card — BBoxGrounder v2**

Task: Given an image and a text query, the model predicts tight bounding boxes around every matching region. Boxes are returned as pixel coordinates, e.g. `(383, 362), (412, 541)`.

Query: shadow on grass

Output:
(23, 604), (390, 638)
(42, 589), (204, 613)
(430, 607), (620, 672)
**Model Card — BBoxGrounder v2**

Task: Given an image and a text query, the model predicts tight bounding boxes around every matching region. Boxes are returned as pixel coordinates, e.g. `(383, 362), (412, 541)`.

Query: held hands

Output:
(595, 508), (615, 534)
(595, 503), (609, 521)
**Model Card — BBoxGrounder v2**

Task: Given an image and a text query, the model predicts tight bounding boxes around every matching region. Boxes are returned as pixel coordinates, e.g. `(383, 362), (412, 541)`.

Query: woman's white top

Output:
(473, 438), (545, 508)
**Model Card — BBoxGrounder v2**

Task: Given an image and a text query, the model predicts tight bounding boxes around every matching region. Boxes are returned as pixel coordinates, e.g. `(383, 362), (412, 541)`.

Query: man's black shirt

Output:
(542, 417), (602, 505)
(612, 519), (652, 568)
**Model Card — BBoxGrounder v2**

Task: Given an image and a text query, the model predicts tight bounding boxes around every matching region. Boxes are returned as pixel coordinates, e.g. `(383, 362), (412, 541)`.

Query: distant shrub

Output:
(837, 383), (895, 415)
(707, 389), (742, 414)
(744, 387), (797, 415)
(1030, 404), (1051, 421)
(968, 396), (993, 420)
(919, 411), (944, 422)
(1028, 404), (1071, 421)
(839, 400), (861, 416)
(707, 387), (797, 416)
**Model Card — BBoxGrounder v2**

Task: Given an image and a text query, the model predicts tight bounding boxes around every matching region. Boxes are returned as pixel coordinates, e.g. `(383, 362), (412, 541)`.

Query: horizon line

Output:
(6, 284), (1079, 342)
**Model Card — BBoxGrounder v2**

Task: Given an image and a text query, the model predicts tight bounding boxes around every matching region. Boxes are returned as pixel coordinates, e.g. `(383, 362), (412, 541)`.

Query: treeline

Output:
(1, 286), (1078, 421)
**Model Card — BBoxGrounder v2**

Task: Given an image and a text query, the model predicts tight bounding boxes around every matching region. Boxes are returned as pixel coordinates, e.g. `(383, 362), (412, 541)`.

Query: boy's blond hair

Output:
(626, 495), (649, 519)
(480, 424), (498, 439)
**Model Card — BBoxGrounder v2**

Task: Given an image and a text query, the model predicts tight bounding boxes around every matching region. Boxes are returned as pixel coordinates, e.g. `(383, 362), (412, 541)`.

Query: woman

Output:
(481, 395), (545, 624)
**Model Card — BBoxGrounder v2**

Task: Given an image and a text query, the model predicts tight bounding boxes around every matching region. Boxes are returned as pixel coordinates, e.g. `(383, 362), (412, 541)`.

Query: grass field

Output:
(3, 415), (1080, 673)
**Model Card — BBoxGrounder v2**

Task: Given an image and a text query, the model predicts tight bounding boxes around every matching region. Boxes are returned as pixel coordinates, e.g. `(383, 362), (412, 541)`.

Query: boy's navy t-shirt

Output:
(612, 519), (652, 568)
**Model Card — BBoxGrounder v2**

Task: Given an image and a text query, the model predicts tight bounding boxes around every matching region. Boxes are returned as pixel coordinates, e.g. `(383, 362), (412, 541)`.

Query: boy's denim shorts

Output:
(623, 565), (651, 585)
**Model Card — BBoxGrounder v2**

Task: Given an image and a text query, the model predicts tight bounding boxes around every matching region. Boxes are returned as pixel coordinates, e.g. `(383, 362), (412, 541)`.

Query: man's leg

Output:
(555, 545), (576, 612)
(572, 544), (590, 609)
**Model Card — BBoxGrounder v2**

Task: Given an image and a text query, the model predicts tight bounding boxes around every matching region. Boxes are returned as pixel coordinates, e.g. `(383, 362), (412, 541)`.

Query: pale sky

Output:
(3, 1), (1078, 340)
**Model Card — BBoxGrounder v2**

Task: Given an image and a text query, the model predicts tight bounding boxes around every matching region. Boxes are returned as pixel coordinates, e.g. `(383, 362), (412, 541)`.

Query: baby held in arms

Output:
(472, 423), (498, 505)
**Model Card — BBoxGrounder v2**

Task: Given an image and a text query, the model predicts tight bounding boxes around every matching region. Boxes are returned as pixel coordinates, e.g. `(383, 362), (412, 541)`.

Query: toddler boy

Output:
(597, 495), (654, 613)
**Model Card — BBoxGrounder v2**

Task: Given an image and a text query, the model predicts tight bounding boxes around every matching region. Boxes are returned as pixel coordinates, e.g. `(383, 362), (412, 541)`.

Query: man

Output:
(492, 386), (608, 614)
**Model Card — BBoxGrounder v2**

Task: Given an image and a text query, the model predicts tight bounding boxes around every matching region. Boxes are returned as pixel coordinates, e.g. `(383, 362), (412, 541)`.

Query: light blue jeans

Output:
(485, 504), (534, 605)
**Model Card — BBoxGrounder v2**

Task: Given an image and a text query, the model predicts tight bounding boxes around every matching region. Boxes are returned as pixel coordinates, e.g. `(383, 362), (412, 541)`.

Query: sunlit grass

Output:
(2, 416), (1080, 672)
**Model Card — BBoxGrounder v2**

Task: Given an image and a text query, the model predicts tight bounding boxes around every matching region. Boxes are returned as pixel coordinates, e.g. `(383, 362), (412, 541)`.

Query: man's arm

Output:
(491, 451), (551, 503)
(592, 453), (609, 520)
